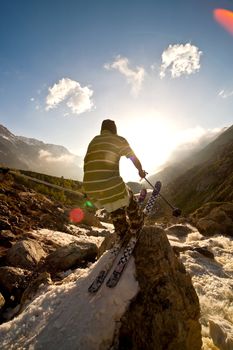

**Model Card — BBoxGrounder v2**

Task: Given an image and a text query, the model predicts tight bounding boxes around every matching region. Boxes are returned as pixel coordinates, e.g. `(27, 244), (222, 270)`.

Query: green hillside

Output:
(2, 168), (84, 207)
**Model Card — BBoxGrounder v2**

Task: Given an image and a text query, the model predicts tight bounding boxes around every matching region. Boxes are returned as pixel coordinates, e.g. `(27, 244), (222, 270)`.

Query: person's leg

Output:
(126, 190), (144, 232)
(109, 207), (129, 240)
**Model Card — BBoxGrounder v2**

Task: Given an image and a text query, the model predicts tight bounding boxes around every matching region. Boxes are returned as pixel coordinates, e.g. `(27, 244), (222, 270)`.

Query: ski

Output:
(137, 187), (147, 206)
(88, 240), (125, 293)
(143, 182), (161, 215)
(106, 181), (161, 288)
(88, 186), (149, 294)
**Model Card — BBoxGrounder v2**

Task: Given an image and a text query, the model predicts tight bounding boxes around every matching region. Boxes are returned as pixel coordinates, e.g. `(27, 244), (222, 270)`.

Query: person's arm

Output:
(130, 155), (147, 179)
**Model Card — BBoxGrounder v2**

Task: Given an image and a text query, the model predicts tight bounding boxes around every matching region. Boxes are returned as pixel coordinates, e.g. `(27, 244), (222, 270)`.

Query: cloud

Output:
(38, 149), (75, 163)
(175, 126), (221, 145)
(218, 89), (233, 99)
(104, 55), (145, 96)
(167, 126), (223, 163)
(46, 78), (94, 114)
(159, 43), (202, 79)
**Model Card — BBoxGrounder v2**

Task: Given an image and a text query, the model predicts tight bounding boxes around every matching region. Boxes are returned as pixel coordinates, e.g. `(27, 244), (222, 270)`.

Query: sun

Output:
(119, 116), (176, 182)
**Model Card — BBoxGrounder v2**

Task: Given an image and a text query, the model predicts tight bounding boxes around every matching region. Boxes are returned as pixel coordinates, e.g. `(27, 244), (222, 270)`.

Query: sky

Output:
(0, 0), (233, 181)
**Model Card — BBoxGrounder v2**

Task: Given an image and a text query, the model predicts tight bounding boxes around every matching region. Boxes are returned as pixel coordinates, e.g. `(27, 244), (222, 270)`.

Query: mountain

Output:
(0, 124), (83, 180)
(167, 125), (233, 213)
(147, 126), (232, 186)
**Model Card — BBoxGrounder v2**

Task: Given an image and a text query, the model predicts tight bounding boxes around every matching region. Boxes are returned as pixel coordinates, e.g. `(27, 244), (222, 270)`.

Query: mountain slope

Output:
(0, 124), (83, 180)
(148, 126), (232, 186)
(168, 138), (233, 214)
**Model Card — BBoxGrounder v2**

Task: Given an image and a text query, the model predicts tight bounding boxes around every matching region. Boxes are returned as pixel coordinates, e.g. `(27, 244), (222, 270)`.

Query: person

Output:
(83, 119), (147, 240)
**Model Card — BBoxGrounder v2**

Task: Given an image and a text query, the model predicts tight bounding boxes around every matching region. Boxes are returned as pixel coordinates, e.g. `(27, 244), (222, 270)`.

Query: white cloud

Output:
(46, 78), (94, 115)
(218, 90), (233, 99)
(167, 126), (223, 163)
(104, 55), (145, 96)
(173, 126), (223, 153)
(175, 126), (222, 146)
(176, 126), (206, 145)
(38, 150), (75, 163)
(159, 43), (202, 79)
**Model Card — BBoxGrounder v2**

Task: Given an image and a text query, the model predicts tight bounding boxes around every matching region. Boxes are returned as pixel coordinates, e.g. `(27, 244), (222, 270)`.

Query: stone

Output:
(18, 272), (52, 313)
(0, 292), (5, 309)
(190, 202), (233, 236)
(209, 318), (233, 350)
(0, 219), (11, 230)
(44, 242), (98, 272)
(192, 247), (215, 259)
(95, 208), (111, 223)
(118, 226), (202, 350)
(165, 224), (195, 237)
(6, 239), (47, 269)
(0, 266), (32, 294)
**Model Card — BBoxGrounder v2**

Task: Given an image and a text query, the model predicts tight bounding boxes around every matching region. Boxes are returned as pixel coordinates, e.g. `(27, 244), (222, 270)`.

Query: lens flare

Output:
(214, 8), (233, 35)
(69, 208), (84, 223)
(84, 200), (94, 208)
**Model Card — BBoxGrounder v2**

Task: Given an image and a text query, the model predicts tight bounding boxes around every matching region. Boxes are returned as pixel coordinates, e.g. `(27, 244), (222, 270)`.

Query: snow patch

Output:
(0, 249), (139, 350)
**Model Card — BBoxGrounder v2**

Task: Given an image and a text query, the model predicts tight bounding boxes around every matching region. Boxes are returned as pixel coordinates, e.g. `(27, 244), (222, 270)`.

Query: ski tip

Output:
(155, 180), (162, 190)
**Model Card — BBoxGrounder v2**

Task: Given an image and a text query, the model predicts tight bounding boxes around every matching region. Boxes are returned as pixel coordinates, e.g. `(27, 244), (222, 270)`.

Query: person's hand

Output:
(138, 169), (147, 179)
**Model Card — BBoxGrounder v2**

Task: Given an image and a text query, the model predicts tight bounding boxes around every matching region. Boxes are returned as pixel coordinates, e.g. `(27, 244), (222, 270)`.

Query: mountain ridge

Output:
(0, 124), (83, 180)
(147, 125), (233, 187)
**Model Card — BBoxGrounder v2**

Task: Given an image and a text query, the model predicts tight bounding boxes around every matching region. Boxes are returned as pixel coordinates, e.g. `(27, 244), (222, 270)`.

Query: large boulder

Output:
(0, 266), (32, 295)
(18, 272), (52, 314)
(0, 266), (33, 317)
(165, 224), (195, 238)
(190, 202), (233, 236)
(209, 318), (233, 350)
(44, 242), (98, 272)
(0, 293), (5, 310)
(6, 239), (47, 269)
(118, 226), (202, 350)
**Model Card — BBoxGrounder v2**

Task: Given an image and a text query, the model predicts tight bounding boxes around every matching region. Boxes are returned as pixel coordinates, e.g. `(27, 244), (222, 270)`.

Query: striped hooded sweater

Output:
(83, 129), (135, 212)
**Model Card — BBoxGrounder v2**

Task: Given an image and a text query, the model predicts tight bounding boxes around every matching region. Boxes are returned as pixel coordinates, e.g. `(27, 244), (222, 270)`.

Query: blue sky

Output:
(0, 0), (233, 180)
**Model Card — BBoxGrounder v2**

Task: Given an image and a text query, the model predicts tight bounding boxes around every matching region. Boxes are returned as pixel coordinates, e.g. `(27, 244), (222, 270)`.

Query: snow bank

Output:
(0, 250), (139, 350)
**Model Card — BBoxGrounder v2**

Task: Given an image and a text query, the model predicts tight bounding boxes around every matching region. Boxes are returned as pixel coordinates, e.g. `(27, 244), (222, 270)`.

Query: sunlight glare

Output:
(119, 115), (176, 181)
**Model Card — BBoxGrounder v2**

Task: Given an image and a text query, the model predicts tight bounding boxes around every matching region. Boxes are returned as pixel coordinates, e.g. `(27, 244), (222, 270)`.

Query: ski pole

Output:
(144, 178), (181, 217)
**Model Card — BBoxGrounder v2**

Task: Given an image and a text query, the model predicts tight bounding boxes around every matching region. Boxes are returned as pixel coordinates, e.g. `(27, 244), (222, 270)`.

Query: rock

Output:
(44, 242), (98, 272)
(165, 224), (195, 237)
(0, 292), (5, 309)
(29, 228), (104, 256)
(192, 247), (215, 259)
(171, 242), (193, 254)
(97, 231), (117, 258)
(18, 272), (52, 313)
(95, 208), (111, 223)
(209, 318), (233, 350)
(118, 226), (202, 350)
(6, 239), (47, 269)
(0, 230), (16, 241)
(0, 266), (33, 310)
(190, 202), (233, 236)
(0, 219), (11, 230)
(0, 266), (32, 294)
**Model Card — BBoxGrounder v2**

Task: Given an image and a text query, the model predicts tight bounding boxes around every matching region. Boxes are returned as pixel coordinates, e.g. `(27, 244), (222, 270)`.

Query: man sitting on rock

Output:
(83, 119), (146, 240)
